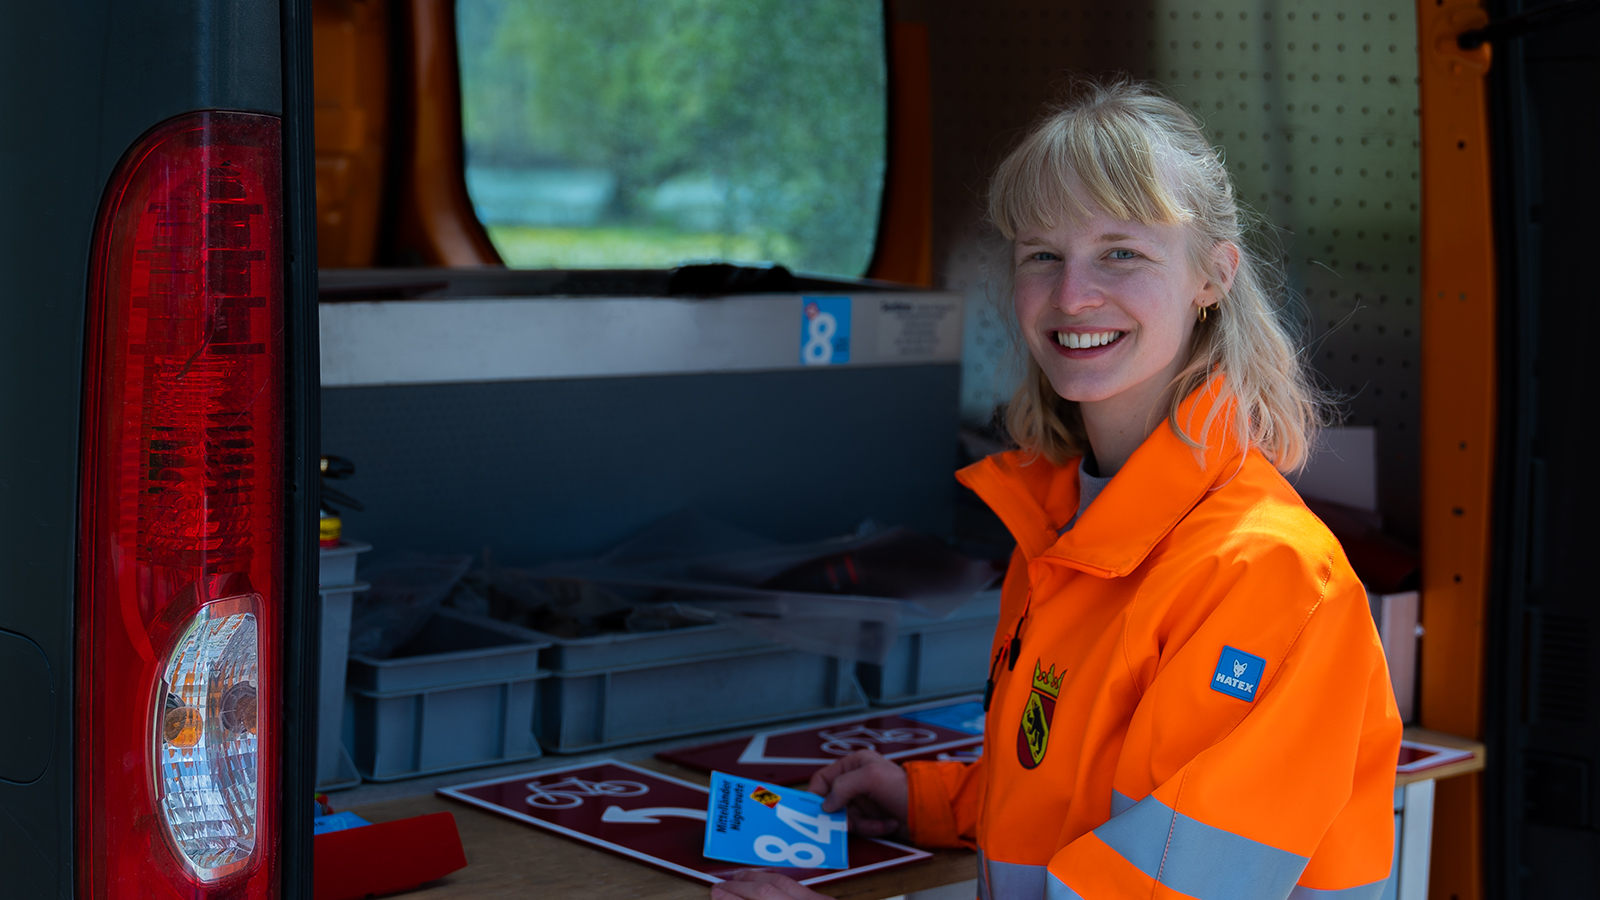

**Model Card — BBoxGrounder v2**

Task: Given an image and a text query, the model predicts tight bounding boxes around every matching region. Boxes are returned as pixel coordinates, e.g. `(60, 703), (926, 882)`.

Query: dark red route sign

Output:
(438, 760), (930, 886)
(658, 696), (985, 785)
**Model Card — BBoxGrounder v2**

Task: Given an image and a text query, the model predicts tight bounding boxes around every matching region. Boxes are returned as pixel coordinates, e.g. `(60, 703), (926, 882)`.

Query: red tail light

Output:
(78, 111), (284, 899)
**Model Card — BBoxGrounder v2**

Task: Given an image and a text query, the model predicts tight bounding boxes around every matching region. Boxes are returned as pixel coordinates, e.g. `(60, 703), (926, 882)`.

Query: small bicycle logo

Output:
(524, 776), (650, 809)
(802, 303), (838, 365)
(818, 725), (939, 756)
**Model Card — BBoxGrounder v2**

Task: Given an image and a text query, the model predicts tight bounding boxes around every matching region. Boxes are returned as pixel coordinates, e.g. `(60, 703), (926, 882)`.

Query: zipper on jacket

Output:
(984, 589), (1034, 711)
(983, 643), (1006, 711)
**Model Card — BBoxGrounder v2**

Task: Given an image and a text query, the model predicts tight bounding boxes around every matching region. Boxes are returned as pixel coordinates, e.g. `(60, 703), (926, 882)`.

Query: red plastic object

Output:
(314, 812), (468, 900)
(78, 111), (285, 899)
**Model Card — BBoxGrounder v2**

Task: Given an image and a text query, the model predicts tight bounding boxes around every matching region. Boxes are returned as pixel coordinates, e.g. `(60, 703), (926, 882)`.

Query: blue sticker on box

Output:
(703, 771), (849, 869)
(312, 810), (371, 835)
(800, 296), (851, 365)
(900, 700), (986, 735)
(1211, 646), (1266, 702)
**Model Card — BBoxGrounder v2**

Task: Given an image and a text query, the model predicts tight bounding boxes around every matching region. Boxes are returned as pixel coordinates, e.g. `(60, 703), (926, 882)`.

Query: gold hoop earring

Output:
(1198, 303), (1219, 322)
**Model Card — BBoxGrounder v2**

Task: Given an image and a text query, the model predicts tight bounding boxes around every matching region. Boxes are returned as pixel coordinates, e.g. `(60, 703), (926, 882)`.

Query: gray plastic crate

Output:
(316, 581), (368, 791)
(858, 590), (1001, 705)
(318, 539), (371, 589)
(535, 623), (867, 754)
(346, 607), (554, 781)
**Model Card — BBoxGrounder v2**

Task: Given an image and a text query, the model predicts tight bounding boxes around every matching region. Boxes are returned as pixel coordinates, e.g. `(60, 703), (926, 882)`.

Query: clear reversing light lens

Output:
(156, 599), (261, 881)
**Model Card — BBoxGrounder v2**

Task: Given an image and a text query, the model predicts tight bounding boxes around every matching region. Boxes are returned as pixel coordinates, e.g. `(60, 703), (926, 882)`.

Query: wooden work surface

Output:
(340, 727), (1483, 898)
(347, 757), (975, 900)
(1397, 726), (1487, 786)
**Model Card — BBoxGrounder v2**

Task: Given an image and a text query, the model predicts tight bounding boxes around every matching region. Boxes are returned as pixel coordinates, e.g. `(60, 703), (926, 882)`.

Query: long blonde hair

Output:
(989, 78), (1325, 473)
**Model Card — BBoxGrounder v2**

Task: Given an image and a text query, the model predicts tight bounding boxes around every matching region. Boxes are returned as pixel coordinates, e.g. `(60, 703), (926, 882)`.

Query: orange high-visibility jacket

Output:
(906, 385), (1403, 900)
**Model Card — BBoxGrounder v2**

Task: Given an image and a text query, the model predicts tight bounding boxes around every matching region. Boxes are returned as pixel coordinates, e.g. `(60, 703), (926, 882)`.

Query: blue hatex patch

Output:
(1211, 646), (1266, 702)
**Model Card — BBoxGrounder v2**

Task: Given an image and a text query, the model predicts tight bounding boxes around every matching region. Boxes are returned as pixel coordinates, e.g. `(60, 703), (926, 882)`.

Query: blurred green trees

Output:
(457, 0), (887, 275)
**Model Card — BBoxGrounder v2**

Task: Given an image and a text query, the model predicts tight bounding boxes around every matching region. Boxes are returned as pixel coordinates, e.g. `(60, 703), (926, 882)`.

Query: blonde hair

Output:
(989, 78), (1325, 473)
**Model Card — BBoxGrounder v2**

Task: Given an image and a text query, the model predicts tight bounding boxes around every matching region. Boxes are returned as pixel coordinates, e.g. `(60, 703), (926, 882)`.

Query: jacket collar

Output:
(956, 379), (1246, 578)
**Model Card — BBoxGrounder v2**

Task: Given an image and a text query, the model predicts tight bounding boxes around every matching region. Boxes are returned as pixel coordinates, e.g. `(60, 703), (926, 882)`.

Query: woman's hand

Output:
(705, 753), (908, 900)
(807, 749), (909, 840)
(711, 869), (834, 900)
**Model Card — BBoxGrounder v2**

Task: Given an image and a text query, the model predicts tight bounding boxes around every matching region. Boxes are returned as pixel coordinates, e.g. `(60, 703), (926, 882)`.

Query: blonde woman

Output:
(714, 80), (1401, 900)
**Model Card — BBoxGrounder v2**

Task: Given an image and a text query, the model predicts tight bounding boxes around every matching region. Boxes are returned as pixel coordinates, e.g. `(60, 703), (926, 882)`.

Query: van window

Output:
(456, 0), (888, 277)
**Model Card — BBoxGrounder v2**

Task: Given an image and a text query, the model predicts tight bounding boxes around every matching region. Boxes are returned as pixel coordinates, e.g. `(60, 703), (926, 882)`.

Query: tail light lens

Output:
(78, 111), (284, 899)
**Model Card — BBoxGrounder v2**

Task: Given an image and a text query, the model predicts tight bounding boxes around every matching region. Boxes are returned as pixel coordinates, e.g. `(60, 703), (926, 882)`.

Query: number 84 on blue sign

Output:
(703, 772), (850, 869)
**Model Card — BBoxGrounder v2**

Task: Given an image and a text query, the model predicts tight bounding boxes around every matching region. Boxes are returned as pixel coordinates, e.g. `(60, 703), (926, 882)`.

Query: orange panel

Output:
(867, 20), (933, 287)
(392, 0), (501, 267)
(1414, 2), (1495, 898)
(312, 0), (390, 268)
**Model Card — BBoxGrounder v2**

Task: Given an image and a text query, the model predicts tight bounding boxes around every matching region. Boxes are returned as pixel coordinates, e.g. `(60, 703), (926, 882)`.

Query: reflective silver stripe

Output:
(1046, 871), (1086, 900)
(1111, 789), (1137, 816)
(1092, 794), (1310, 900)
(1091, 792), (1171, 875)
(1288, 881), (1389, 900)
(977, 849), (1048, 900)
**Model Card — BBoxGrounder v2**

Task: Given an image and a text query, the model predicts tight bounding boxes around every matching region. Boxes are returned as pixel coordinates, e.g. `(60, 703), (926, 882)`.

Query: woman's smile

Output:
(1052, 329), (1127, 354)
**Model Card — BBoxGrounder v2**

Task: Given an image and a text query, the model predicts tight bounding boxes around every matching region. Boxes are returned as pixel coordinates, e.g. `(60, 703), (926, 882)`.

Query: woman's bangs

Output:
(1071, 116), (1194, 226)
(991, 137), (1073, 238)
(993, 114), (1193, 238)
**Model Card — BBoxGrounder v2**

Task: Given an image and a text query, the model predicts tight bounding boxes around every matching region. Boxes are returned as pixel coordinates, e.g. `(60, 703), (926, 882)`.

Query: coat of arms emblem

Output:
(1016, 660), (1065, 769)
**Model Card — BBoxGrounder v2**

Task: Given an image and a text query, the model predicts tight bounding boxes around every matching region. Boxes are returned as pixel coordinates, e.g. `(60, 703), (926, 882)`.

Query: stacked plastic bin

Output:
(533, 622), (868, 754)
(345, 607), (552, 780)
(857, 590), (1001, 706)
(316, 540), (371, 791)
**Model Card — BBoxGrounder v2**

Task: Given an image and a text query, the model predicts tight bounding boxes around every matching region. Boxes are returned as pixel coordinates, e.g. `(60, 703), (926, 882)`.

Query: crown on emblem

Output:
(1031, 661), (1064, 698)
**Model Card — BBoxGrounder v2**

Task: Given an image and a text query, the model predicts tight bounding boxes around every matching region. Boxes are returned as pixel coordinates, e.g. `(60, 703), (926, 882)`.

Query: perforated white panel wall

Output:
(915, 0), (1422, 535)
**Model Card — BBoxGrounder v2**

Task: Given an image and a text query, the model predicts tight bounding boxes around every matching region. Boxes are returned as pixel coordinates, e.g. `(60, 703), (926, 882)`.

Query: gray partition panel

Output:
(321, 365), (961, 565)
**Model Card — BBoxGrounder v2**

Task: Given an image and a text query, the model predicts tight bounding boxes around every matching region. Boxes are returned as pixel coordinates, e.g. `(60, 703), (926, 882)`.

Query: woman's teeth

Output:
(1057, 330), (1123, 349)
